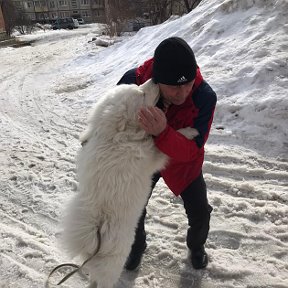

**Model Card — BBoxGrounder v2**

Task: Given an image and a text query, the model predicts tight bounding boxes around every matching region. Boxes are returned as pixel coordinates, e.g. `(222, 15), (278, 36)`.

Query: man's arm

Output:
(193, 81), (217, 148)
(117, 68), (137, 85)
(154, 83), (217, 162)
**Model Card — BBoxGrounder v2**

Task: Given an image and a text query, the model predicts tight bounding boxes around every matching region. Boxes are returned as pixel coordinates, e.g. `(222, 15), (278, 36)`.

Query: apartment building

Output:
(12, 0), (105, 23)
(0, 1), (7, 40)
(0, 1), (5, 32)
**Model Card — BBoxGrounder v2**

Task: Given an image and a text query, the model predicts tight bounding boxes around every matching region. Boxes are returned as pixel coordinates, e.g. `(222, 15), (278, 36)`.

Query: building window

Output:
(34, 1), (40, 7)
(14, 1), (22, 8)
(59, 0), (67, 6)
(81, 0), (89, 5)
(50, 1), (55, 8)
(82, 10), (90, 17)
(26, 1), (32, 8)
(94, 0), (104, 5)
(59, 11), (70, 17)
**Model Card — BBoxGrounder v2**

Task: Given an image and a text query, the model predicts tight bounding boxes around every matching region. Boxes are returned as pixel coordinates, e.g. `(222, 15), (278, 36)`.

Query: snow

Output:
(0, 0), (287, 287)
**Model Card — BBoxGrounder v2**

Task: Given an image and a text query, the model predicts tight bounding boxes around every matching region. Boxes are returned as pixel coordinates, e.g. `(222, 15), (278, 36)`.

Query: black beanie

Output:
(153, 37), (197, 85)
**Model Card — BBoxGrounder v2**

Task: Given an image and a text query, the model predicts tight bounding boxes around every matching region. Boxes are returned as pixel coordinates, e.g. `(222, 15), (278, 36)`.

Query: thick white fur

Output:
(63, 80), (167, 288)
(62, 79), (199, 288)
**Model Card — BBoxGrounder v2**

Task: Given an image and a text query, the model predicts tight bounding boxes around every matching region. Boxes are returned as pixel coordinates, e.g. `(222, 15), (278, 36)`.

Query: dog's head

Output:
(118, 79), (160, 128)
(114, 79), (160, 137)
(80, 79), (160, 143)
(139, 79), (160, 107)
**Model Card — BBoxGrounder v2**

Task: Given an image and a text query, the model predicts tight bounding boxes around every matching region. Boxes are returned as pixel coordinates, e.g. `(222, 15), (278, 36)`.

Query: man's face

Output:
(158, 80), (195, 105)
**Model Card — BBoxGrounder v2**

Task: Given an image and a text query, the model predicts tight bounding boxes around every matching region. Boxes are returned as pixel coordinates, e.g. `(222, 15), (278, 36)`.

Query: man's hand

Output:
(138, 106), (167, 136)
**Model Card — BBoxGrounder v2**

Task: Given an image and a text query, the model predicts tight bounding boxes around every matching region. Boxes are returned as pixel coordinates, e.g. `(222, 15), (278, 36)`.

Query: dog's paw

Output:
(177, 127), (199, 139)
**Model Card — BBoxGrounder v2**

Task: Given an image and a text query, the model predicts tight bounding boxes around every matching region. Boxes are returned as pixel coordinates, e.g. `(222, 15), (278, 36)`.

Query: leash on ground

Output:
(46, 229), (101, 286)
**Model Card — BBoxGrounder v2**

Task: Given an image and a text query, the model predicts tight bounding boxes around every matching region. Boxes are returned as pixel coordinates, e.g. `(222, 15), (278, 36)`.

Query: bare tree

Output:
(1, 0), (18, 36)
(145, 0), (202, 24)
(105, 0), (136, 36)
(2, 0), (34, 36)
(104, 0), (203, 35)
(147, 0), (171, 25)
(14, 9), (34, 35)
(183, 0), (202, 12)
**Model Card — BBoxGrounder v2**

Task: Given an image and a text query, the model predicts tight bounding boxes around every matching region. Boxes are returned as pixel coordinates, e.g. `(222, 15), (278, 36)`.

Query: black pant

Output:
(130, 171), (212, 253)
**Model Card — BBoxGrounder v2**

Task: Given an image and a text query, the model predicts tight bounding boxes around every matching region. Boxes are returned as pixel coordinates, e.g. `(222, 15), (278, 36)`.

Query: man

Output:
(117, 37), (217, 270)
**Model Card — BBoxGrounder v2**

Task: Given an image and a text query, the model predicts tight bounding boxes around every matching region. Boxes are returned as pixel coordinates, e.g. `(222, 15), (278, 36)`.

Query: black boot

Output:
(125, 242), (147, 271)
(125, 173), (161, 271)
(125, 209), (148, 271)
(191, 245), (208, 269)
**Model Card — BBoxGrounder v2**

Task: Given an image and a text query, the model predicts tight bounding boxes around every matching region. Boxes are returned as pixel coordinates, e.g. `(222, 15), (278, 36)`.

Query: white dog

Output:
(61, 79), (198, 288)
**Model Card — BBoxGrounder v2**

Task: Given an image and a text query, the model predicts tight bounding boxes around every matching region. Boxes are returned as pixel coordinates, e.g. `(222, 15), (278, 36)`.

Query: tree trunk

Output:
(183, 0), (201, 12)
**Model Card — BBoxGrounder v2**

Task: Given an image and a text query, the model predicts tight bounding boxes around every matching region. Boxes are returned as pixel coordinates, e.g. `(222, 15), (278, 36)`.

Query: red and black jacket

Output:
(118, 58), (217, 196)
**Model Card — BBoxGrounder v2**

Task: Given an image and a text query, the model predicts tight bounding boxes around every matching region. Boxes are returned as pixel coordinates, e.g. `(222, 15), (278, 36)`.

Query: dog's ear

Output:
(139, 79), (159, 96)
(79, 128), (92, 144)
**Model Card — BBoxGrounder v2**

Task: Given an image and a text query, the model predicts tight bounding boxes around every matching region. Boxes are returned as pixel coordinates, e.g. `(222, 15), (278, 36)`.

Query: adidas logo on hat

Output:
(177, 76), (187, 83)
